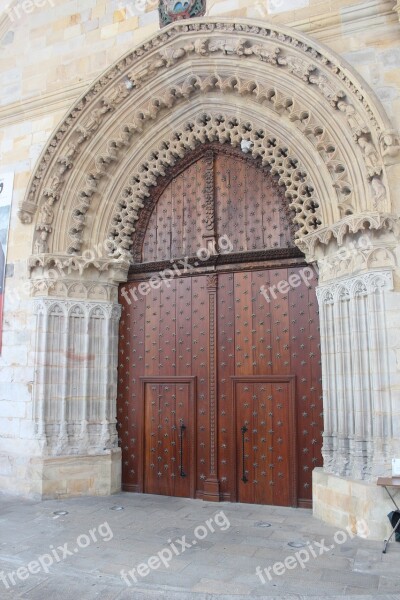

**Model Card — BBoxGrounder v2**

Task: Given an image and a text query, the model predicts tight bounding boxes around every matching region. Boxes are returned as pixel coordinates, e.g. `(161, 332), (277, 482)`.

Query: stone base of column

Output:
(313, 468), (398, 541)
(0, 450), (121, 500)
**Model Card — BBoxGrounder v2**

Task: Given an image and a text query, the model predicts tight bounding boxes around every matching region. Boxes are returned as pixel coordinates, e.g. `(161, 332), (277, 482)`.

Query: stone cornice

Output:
(0, 82), (88, 128)
(293, 0), (397, 39)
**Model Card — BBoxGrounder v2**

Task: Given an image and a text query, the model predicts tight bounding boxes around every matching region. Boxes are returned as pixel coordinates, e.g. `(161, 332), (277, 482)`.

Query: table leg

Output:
(382, 500), (400, 554)
(383, 485), (400, 511)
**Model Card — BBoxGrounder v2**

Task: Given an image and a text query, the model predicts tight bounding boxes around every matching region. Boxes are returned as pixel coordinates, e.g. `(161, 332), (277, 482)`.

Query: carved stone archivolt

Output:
(19, 18), (398, 266)
(104, 112), (321, 257)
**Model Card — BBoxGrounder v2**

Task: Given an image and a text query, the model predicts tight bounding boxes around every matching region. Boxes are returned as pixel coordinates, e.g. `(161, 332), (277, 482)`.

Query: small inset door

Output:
(141, 377), (196, 498)
(234, 376), (297, 507)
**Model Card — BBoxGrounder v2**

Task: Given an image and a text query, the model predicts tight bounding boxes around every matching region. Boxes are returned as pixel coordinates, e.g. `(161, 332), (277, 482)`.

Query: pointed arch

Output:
(19, 17), (398, 266)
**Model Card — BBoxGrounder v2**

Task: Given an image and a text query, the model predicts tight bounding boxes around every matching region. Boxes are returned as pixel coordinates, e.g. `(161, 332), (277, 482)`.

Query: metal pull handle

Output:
(179, 422), (187, 478)
(241, 425), (248, 483)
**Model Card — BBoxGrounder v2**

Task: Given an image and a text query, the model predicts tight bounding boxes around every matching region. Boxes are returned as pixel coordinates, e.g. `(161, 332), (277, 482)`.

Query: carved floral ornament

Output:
(19, 19), (399, 265)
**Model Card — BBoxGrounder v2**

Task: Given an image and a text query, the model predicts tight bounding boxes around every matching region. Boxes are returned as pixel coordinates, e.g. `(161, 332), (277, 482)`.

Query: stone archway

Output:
(20, 18), (400, 536)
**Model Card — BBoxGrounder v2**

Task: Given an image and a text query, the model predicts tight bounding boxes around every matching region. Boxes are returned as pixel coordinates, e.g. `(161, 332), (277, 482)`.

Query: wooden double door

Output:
(118, 267), (322, 507)
(117, 145), (322, 507)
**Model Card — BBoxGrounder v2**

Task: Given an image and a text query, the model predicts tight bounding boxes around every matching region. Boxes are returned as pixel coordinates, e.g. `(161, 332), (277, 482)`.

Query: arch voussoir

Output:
(19, 18), (398, 264)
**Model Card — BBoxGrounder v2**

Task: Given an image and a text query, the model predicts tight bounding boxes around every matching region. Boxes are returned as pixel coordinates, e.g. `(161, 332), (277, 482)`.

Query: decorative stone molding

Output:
(28, 253), (130, 279)
(317, 270), (396, 481)
(30, 278), (119, 303)
(103, 112), (321, 257)
(33, 298), (121, 457)
(317, 270), (394, 302)
(317, 241), (397, 283)
(296, 212), (399, 261)
(28, 253), (131, 302)
(62, 75), (365, 254)
(19, 18), (397, 259)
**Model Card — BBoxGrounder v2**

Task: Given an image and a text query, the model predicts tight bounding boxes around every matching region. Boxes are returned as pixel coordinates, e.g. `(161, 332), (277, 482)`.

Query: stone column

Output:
(317, 270), (396, 480)
(28, 256), (129, 498)
(308, 225), (400, 539)
(33, 298), (121, 457)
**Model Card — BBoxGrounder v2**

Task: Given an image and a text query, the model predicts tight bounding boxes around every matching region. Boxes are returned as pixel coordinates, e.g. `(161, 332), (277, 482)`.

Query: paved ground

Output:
(0, 492), (399, 599)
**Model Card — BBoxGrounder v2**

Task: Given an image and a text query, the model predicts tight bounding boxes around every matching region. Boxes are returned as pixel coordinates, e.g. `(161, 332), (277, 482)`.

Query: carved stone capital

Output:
(316, 240), (397, 284)
(28, 253), (130, 300)
(296, 212), (399, 262)
(316, 269), (394, 303)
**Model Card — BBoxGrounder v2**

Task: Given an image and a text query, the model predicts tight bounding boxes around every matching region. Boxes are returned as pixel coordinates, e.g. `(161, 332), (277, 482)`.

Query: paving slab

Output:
(0, 491), (400, 599)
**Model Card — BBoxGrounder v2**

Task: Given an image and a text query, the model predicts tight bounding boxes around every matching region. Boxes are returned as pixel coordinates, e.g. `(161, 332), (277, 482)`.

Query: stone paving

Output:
(0, 492), (399, 599)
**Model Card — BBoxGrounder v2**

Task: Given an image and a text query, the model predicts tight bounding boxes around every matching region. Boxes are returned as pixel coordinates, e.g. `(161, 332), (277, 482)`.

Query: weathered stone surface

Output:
(0, 2), (399, 546)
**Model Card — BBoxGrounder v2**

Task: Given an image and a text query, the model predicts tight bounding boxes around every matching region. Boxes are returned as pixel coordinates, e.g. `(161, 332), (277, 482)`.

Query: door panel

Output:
(142, 378), (196, 498)
(117, 146), (322, 506)
(234, 377), (296, 507)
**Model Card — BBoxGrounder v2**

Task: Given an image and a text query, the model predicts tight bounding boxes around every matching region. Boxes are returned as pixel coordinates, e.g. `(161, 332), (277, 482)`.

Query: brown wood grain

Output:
(117, 146), (322, 506)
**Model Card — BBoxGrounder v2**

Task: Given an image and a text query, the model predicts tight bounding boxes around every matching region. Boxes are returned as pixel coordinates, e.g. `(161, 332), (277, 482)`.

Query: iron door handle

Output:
(241, 425), (248, 483)
(179, 422), (187, 478)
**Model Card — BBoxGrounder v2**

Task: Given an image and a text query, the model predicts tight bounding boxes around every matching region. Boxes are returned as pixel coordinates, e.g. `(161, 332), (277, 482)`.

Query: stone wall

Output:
(0, 0), (399, 506)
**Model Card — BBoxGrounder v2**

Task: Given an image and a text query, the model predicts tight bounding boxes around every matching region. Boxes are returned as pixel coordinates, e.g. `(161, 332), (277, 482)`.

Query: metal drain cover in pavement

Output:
(53, 511), (69, 516)
(254, 521), (272, 528)
(288, 541), (307, 548)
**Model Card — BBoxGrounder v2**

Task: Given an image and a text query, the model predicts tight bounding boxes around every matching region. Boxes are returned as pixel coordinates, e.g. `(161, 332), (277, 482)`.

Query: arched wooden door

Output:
(117, 145), (323, 507)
